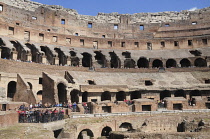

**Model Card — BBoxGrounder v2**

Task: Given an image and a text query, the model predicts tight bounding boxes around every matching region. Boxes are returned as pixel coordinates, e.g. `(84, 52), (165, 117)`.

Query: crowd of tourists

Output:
(17, 102), (79, 123)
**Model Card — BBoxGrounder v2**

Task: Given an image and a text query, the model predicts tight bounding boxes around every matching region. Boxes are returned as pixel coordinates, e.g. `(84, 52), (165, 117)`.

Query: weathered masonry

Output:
(0, 0), (210, 138)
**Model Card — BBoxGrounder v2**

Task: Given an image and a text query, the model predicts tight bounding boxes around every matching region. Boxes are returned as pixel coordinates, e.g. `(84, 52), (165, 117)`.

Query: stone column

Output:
(125, 92), (130, 100)
(26, 53), (32, 61)
(54, 56), (59, 65)
(42, 55), (47, 64)
(67, 57), (71, 66)
(111, 92), (116, 102)
(12, 51), (18, 61)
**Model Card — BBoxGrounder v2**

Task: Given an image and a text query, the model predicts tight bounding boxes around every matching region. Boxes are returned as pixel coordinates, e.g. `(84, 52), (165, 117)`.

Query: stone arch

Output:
(70, 51), (79, 67)
(180, 58), (191, 67)
(174, 90), (186, 98)
(37, 90), (42, 102)
(78, 129), (94, 139)
(124, 59), (135, 68)
(160, 90), (171, 100)
(82, 92), (88, 102)
(1, 47), (11, 59)
(70, 89), (79, 103)
(101, 91), (111, 101)
(25, 43), (42, 63)
(190, 90), (202, 98)
(101, 126), (112, 137)
(166, 59), (177, 68)
(82, 52), (92, 67)
(194, 58), (207, 67)
(152, 59), (163, 68)
(109, 52), (121, 68)
(54, 48), (67, 66)
(40, 46), (54, 65)
(94, 51), (107, 68)
(10, 41), (27, 61)
(57, 83), (67, 104)
(137, 57), (149, 68)
(119, 122), (133, 131)
(7, 81), (17, 99)
(130, 91), (141, 100)
(116, 91), (126, 101)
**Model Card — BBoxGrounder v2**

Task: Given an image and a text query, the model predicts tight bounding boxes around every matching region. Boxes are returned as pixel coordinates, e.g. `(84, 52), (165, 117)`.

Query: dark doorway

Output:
(82, 52), (92, 67)
(2, 104), (6, 111)
(101, 126), (112, 137)
(25, 43), (42, 63)
(180, 58), (191, 67)
(109, 52), (121, 68)
(78, 129), (94, 139)
(94, 51), (107, 68)
(173, 104), (182, 110)
(160, 90), (171, 100)
(119, 122), (133, 131)
(54, 48), (67, 66)
(137, 57), (149, 68)
(70, 51), (80, 67)
(53, 128), (63, 138)
(152, 59), (163, 68)
(70, 90), (79, 103)
(82, 92), (88, 102)
(102, 106), (111, 113)
(194, 58), (207, 67)
(174, 90), (186, 98)
(166, 59), (177, 68)
(130, 91), (141, 100)
(101, 91), (111, 101)
(7, 81), (17, 99)
(142, 105), (151, 111)
(1, 47), (11, 59)
(40, 46), (54, 65)
(116, 91), (125, 101)
(57, 83), (67, 104)
(124, 59), (135, 68)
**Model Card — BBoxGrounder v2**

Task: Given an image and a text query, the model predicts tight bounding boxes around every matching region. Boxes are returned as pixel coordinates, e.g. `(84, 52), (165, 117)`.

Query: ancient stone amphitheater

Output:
(0, 0), (210, 138)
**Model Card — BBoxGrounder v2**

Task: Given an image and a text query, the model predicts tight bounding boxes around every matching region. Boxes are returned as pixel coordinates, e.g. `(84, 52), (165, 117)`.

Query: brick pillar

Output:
(26, 53), (32, 61)
(54, 56), (59, 65)
(67, 57), (71, 66)
(12, 51), (18, 60)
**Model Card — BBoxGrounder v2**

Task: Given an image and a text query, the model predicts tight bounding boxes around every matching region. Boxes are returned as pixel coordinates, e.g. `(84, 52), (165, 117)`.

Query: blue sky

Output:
(33, 0), (210, 15)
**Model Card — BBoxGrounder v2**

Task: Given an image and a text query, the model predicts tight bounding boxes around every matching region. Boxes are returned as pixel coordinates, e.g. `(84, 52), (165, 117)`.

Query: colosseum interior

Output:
(0, 0), (210, 139)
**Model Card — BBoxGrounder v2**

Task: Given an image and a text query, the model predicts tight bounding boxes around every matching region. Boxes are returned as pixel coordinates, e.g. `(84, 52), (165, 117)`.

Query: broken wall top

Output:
(1, 0), (210, 24)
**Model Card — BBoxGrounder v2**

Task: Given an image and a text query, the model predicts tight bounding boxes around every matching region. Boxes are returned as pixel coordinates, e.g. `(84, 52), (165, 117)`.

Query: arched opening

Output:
(94, 51), (107, 68)
(40, 46), (54, 65)
(101, 91), (111, 101)
(101, 126), (112, 137)
(1, 47), (11, 59)
(78, 129), (94, 139)
(25, 43), (42, 63)
(109, 52), (121, 68)
(119, 122), (133, 131)
(166, 59), (177, 68)
(137, 57), (149, 68)
(27, 82), (32, 90)
(70, 90), (79, 103)
(124, 59), (135, 68)
(180, 58), (191, 67)
(54, 48), (67, 66)
(10, 41), (27, 61)
(194, 58), (207, 67)
(82, 52), (92, 67)
(174, 90), (186, 98)
(37, 90), (42, 102)
(116, 91), (126, 101)
(160, 90), (171, 100)
(53, 128), (63, 138)
(152, 59), (163, 68)
(57, 83), (67, 104)
(82, 92), (88, 102)
(130, 91), (141, 100)
(70, 51), (79, 67)
(7, 81), (17, 99)
(190, 90), (201, 98)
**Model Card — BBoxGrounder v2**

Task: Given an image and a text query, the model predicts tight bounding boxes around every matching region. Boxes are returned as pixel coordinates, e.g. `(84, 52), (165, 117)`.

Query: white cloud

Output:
(188, 7), (198, 11)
